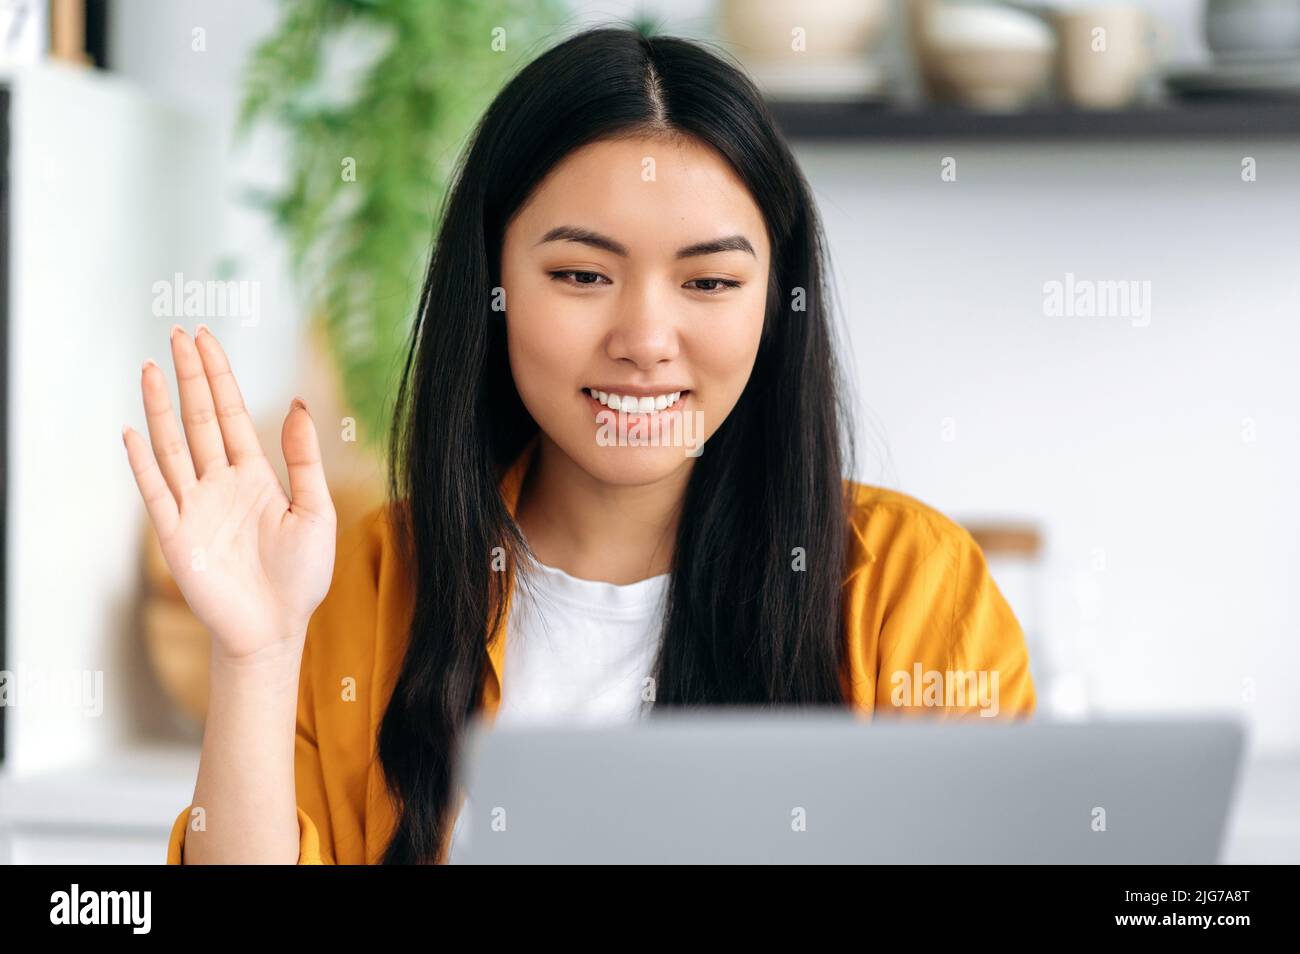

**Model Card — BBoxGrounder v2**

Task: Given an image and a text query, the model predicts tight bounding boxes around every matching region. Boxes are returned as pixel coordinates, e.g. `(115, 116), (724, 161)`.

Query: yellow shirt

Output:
(166, 434), (1036, 864)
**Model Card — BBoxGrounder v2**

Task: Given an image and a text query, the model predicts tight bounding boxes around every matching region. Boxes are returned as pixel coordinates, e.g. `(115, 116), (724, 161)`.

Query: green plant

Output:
(238, 0), (570, 448)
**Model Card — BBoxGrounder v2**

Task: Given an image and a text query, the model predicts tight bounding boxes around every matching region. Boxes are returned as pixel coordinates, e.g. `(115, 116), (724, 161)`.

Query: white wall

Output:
(109, 0), (296, 422)
(802, 140), (1299, 753)
(4, 63), (221, 771)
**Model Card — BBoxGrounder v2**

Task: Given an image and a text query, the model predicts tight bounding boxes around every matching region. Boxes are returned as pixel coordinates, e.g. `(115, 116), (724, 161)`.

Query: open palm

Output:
(122, 326), (336, 660)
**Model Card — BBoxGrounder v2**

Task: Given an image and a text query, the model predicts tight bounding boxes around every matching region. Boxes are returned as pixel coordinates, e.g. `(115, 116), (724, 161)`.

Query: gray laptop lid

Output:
(455, 710), (1245, 864)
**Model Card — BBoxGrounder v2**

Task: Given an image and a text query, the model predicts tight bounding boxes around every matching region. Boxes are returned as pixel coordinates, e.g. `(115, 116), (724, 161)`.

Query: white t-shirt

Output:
(446, 552), (670, 862)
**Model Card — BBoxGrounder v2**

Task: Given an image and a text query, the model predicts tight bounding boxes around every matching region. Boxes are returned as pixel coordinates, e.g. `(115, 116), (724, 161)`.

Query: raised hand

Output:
(122, 326), (337, 661)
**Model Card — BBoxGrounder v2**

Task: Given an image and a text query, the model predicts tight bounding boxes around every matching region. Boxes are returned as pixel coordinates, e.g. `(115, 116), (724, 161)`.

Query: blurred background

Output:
(0, 0), (1296, 862)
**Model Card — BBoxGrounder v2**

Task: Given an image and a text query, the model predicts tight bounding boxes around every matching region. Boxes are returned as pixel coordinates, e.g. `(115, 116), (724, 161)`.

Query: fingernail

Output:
(290, 395), (307, 412)
(121, 424), (131, 441)
(195, 324), (210, 337)
(170, 324), (184, 339)
(142, 358), (157, 373)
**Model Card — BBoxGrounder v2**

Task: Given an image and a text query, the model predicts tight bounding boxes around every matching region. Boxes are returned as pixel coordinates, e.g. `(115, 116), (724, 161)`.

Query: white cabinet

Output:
(6, 831), (172, 865)
(0, 745), (200, 864)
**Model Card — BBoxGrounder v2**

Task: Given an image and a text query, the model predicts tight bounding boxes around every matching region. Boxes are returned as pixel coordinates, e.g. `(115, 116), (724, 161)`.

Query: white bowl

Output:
(722, 0), (890, 61)
(911, 0), (1057, 110)
(1206, 0), (1300, 57)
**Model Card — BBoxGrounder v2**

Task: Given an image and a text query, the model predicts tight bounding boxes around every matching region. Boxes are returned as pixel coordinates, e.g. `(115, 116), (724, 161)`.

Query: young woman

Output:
(123, 27), (1035, 865)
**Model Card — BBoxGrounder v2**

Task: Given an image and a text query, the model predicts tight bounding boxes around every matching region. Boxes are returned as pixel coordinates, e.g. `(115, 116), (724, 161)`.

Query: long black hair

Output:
(380, 25), (857, 863)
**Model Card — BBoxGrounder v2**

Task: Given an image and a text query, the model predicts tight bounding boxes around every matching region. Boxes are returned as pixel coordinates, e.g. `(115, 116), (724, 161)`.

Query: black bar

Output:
(7, 864), (1289, 936)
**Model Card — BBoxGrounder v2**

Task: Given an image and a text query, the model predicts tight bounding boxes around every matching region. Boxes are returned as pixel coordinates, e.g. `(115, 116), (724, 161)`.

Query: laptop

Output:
(453, 710), (1246, 863)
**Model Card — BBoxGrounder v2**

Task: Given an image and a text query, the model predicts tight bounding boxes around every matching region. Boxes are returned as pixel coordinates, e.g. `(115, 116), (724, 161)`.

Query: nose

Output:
(604, 275), (681, 369)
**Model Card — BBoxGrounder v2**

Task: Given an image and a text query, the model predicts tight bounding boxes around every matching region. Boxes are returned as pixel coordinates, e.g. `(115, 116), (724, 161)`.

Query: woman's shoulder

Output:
(840, 479), (1036, 717)
(842, 478), (980, 570)
(838, 478), (1011, 639)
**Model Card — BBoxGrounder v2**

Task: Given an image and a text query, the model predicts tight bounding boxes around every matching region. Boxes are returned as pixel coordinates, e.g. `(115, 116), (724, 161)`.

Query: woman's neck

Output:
(514, 435), (693, 585)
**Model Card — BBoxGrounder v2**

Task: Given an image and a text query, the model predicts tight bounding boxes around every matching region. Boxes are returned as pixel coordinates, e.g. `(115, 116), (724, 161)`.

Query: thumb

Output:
(281, 396), (334, 521)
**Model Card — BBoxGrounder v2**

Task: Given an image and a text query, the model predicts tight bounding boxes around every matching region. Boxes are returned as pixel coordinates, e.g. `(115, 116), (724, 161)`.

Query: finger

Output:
(194, 326), (264, 465)
(170, 325), (227, 477)
(123, 425), (180, 539)
(281, 398), (334, 522)
(141, 358), (198, 500)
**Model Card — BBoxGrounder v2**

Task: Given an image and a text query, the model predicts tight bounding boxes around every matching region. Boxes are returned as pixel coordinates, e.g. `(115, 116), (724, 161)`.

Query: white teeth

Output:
(585, 388), (686, 412)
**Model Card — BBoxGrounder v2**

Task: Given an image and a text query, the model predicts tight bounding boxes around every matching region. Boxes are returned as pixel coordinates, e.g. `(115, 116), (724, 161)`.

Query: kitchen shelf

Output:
(767, 98), (1300, 142)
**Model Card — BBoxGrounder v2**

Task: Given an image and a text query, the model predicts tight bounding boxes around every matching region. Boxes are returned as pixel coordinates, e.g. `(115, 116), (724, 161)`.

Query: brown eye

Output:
(550, 270), (610, 287)
(686, 278), (742, 294)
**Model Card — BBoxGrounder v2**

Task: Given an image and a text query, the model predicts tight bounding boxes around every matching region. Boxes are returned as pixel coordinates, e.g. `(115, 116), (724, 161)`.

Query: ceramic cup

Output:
(1056, 5), (1172, 109)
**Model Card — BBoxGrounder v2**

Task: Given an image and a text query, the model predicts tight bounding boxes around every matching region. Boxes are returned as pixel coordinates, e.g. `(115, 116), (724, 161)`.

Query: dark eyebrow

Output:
(674, 234), (756, 259)
(537, 225), (755, 259)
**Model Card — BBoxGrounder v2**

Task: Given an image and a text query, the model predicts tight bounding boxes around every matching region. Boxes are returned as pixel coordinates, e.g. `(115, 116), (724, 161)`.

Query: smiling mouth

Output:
(582, 387), (690, 413)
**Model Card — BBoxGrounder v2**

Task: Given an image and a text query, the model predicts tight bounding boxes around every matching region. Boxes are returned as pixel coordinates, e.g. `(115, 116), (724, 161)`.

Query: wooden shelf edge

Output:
(768, 99), (1300, 141)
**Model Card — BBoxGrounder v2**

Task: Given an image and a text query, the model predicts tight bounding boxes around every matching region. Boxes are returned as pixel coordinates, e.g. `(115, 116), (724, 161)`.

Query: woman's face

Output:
(500, 134), (770, 486)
